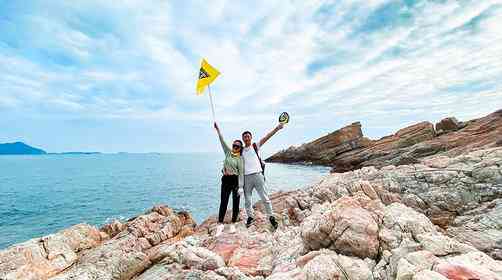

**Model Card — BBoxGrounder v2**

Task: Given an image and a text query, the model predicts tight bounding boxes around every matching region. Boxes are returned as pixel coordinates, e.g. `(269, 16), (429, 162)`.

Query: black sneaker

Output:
(246, 217), (254, 228)
(269, 216), (278, 230)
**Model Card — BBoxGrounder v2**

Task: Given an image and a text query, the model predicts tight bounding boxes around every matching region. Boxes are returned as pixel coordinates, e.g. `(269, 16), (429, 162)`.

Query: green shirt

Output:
(218, 134), (244, 188)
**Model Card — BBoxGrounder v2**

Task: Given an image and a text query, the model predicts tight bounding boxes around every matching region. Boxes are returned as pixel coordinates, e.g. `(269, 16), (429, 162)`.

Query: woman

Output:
(214, 122), (244, 236)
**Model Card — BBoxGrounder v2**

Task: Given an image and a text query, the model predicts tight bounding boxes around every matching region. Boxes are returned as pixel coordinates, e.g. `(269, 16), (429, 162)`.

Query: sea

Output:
(0, 153), (329, 249)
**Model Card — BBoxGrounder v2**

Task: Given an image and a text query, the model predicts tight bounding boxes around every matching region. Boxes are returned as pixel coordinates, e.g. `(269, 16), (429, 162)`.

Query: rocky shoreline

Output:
(266, 109), (502, 173)
(1, 146), (501, 279)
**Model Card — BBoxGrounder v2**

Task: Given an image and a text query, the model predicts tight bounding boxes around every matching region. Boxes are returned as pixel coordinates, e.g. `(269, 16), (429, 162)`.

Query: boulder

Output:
(266, 122), (370, 165)
(0, 224), (103, 280)
(435, 117), (462, 135)
(299, 249), (373, 280)
(306, 148), (502, 258)
(47, 206), (196, 280)
(447, 199), (502, 260)
(301, 196), (380, 259)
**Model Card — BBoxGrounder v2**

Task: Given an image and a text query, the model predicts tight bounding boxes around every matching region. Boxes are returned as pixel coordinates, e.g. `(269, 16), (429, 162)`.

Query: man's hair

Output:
(242, 131), (252, 138)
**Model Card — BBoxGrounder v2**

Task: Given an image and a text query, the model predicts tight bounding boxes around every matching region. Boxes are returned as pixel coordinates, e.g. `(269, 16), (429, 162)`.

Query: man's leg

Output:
(243, 174), (255, 220)
(255, 174), (274, 217)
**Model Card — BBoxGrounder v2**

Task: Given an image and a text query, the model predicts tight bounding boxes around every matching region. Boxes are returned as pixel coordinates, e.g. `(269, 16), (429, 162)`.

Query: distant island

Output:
(0, 142), (47, 155)
(0, 142), (103, 155)
(48, 152), (102, 155)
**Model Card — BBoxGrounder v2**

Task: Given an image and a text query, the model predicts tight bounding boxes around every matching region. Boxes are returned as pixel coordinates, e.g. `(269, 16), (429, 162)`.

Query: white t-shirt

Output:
(242, 143), (262, 175)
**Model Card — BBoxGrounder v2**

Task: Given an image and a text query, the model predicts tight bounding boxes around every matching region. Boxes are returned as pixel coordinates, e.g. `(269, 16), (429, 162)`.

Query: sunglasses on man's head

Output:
(232, 144), (242, 149)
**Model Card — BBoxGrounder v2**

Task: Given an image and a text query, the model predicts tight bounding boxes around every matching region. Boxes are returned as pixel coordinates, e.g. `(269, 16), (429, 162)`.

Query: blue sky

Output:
(1, 0), (501, 155)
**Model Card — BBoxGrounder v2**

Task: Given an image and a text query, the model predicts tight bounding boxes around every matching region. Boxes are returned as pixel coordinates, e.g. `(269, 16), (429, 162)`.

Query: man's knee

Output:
(244, 194), (252, 204)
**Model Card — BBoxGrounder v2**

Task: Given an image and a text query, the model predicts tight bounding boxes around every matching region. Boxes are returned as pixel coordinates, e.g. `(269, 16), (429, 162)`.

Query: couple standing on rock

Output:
(213, 121), (285, 236)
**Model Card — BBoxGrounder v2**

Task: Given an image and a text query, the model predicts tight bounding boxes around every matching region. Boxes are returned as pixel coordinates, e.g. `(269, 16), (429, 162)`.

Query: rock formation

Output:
(266, 109), (502, 173)
(1, 148), (501, 279)
(0, 206), (195, 280)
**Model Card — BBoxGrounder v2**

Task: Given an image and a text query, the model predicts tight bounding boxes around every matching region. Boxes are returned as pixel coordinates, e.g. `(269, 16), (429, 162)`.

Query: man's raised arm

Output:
(258, 123), (284, 147)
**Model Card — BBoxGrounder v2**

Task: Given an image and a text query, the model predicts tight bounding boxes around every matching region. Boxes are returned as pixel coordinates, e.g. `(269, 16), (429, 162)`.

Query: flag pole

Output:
(208, 84), (216, 122)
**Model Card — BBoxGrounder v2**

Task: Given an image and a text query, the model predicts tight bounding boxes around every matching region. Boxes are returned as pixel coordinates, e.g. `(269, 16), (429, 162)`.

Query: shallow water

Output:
(0, 153), (329, 249)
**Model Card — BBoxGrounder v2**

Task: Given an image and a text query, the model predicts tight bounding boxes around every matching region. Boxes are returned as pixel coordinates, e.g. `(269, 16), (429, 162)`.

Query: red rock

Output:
(205, 235), (243, 263)
(225, 229), (273, 277)
(266, 122), (370, 165)
(148, 205), (174, 216)
(436, 117), (462, 134)
(267, 109), (502, 173)
(435, 263), (492, 280)
(228, 247), (270, 276)
(100, 220), (126, 238)
(428, 211), (456, 229)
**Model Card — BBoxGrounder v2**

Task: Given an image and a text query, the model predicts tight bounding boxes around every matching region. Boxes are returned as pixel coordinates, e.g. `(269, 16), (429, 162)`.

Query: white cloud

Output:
(1, 0), (501, 144)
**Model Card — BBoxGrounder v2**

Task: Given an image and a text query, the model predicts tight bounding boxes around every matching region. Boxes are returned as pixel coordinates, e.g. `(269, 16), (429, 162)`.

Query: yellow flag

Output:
(196, 59), (220, 95)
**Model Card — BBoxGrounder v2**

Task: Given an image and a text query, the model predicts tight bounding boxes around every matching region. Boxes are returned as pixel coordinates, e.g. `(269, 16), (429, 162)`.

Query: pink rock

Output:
(296, 250), (324, 267)
(228, 248), (262, 275)
(301, 196), (380, 259)
(206, 235), (242, 263)
(0, 224), (103, 280)
(100, 220), (126, 238)
(435, 263), (499, 280)
(228, 246), (272, 277)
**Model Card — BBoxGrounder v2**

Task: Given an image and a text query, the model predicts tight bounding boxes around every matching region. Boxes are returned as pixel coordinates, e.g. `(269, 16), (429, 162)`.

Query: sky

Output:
(1, 0), (501, 155)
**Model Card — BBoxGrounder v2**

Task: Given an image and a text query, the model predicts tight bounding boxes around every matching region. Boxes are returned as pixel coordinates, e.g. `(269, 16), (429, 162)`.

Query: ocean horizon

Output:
(0, 153), (329, 249)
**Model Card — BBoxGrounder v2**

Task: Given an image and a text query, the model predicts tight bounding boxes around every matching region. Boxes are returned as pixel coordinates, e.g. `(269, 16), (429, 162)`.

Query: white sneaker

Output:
(228, 224), (236, 234)
(215, 224), (224, 237)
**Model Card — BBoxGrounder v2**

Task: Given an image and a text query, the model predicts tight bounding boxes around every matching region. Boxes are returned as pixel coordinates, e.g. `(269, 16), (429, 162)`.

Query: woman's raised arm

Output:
(214, 122), (230, 154)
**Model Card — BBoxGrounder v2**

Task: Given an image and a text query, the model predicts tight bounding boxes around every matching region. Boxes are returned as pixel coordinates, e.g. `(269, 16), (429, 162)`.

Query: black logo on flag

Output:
(199, 68), (209, 79)
(279, 112), (290, 124)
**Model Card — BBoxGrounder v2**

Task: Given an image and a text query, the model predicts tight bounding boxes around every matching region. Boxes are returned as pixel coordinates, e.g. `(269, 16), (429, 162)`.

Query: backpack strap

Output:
(252, 143), (266, 176)
(252, 143), (261, 161)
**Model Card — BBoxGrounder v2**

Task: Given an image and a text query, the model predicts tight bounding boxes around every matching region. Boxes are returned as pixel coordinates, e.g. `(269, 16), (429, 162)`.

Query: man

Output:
(242, 122), (284, 229)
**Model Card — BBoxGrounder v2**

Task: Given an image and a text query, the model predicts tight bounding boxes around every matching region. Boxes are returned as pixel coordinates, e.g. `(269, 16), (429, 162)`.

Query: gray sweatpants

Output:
(244, 172), (274, 218)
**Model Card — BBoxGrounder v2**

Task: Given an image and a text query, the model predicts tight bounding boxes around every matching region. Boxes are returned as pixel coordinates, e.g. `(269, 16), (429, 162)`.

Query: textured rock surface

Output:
(300, 148), (502, 259)
(267, 109), (502, 173)
(435, 117), (463, 135)
(183, 149), (500, 279)
(0, 205), (195, 280)
(0, 224), (104, 280)
(1, 148), (501, 279)
(266, 122), (372, 165)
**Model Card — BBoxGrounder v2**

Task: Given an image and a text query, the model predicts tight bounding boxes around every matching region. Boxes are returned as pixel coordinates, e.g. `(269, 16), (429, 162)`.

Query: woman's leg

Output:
(218, 176), (232, 223)
(231, 177), (240, 223)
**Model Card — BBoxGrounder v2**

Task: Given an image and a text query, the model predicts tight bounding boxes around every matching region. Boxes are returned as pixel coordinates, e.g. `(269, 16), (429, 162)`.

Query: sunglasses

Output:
(232, 144), (242, 149)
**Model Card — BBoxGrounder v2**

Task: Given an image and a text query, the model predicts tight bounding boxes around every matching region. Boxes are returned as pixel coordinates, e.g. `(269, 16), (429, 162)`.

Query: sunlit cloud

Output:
(1, 0), (501, 152)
